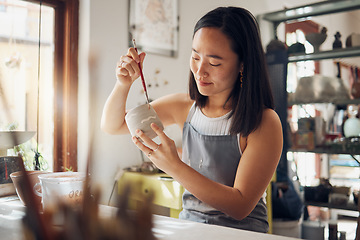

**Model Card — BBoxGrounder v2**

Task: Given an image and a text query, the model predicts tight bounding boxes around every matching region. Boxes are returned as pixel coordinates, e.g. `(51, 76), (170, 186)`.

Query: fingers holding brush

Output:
(117, 50), (145, 77)
(126, 47), (145, 65)
(115, 49), (146, 85)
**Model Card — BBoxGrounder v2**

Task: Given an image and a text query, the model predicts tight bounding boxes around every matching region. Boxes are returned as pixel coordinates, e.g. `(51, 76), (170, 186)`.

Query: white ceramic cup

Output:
(125, 104), (164, 140)
(33, 172), (86, 211)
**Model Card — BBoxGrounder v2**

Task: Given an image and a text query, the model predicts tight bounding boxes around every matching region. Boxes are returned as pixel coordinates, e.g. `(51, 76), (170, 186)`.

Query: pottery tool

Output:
(132, 39), (150, 107)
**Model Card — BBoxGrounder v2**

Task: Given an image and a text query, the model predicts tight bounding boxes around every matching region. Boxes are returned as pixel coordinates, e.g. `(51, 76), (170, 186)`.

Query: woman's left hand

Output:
(132, 123), (181, 173)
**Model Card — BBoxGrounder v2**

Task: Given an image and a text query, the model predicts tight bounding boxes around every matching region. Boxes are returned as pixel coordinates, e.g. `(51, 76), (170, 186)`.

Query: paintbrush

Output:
(132, 39), (150, 107)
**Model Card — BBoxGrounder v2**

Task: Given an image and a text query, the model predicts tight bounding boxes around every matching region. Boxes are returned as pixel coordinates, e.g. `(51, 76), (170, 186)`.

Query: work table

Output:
(0, 196), (300, 240)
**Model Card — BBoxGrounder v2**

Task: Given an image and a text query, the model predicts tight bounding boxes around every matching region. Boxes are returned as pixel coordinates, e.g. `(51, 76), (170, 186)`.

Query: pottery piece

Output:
(125, 104), (164, 140)
(306, 28), (328, 52)
(0, 131), (36, 152)
(343, 105), (360, 137)
(288, 42), (305, 54)
(306, 32), (327, 52)
(34, 172), (85, 211)
(333, 31), (342, 49)
(10, 170), (49, 207)
(346, 33), (360, 47)
(294, 75), (350, 103)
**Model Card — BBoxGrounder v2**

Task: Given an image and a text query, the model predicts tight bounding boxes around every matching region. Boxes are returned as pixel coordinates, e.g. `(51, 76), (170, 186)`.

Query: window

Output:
(0, 0), (78, 172)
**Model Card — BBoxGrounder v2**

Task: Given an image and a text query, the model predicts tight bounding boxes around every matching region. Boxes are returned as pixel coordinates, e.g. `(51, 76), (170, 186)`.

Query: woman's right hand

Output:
(116, 47), (146, 87)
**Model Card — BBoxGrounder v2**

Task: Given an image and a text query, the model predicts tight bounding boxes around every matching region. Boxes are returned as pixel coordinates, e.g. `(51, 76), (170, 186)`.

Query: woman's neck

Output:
(201, 97), (232, 118)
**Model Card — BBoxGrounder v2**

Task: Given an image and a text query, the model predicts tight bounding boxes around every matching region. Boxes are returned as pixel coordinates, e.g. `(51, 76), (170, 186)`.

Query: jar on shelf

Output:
(343, 104), (360, 137)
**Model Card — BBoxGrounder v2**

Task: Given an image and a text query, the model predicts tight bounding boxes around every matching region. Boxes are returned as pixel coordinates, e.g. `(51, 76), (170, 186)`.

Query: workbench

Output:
(0, 196), (300, 239)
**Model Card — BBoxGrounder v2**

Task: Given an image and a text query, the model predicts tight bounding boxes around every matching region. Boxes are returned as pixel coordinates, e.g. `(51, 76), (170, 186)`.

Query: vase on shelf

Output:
(343, 105), (360, 138)
(305, 27), (327, 53)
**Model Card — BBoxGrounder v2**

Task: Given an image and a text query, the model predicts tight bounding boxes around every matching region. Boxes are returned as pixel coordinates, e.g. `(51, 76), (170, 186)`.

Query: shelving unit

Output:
(259, 2), (360, 237)
(259, 0), (360, 172)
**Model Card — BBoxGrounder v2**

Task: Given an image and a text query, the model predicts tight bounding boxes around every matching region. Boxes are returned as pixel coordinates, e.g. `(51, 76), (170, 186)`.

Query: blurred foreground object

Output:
(22, 179), (155, 240)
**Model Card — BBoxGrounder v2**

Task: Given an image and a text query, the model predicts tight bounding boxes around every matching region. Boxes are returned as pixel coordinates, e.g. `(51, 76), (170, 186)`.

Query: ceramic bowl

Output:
(10, 170), (49, 207)
(125, 104), (164, 140)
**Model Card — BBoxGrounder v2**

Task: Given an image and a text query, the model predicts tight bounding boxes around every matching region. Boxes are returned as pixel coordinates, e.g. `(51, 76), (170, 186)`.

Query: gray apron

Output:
(179, 112), (269, 233)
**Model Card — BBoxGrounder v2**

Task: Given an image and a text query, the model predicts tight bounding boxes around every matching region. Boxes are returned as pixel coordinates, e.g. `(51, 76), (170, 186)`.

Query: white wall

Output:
(78, 0), (357, 204)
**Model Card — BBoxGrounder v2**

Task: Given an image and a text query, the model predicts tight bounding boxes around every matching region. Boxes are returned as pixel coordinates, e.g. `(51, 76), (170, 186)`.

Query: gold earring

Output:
(240, 71), (243, 88)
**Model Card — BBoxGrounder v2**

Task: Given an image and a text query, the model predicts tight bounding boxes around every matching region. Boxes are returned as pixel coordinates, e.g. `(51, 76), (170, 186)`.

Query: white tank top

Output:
(188, 104), (242, 155)
(189, 105), (233, 135)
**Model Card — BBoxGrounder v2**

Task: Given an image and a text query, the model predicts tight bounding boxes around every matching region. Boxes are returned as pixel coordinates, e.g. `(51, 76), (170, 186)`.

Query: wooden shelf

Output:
(290, 147), (360, 155)
(288, 47), (360, 62)
(305, 201), (359, 212)
(260, 0), (360, 23)
(289, 98), (360, 106)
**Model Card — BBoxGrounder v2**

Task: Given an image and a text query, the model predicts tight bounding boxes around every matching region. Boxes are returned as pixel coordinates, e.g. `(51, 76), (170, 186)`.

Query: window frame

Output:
(27, 0), (79, 171)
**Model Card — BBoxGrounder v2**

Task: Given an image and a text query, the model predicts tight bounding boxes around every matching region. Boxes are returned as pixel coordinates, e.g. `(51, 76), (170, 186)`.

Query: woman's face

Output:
(190, 27), (242, 99)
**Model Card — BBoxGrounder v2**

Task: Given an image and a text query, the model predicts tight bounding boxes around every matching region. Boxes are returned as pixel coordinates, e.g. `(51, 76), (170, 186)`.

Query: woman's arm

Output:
(100, 81), (131, 135)
(134, 108), (283, 220)
(101, 48), (192, 135)
(100, 48), (145, 135)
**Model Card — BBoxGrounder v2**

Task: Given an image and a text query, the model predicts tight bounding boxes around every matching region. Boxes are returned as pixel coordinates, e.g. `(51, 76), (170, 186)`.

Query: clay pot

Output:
(10, 170), (49, 207)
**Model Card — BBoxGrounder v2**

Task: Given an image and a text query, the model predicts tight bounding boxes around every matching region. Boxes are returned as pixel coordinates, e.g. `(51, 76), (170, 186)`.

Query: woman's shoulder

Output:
(242, 108), (282, 138)
(262, 108), (281, 123)
(251, 108), (282, 138)
(240, 108), (283, 159)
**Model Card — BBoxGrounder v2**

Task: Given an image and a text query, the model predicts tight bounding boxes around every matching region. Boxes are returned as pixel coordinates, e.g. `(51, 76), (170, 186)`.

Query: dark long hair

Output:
(189, 7), (274, 137)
